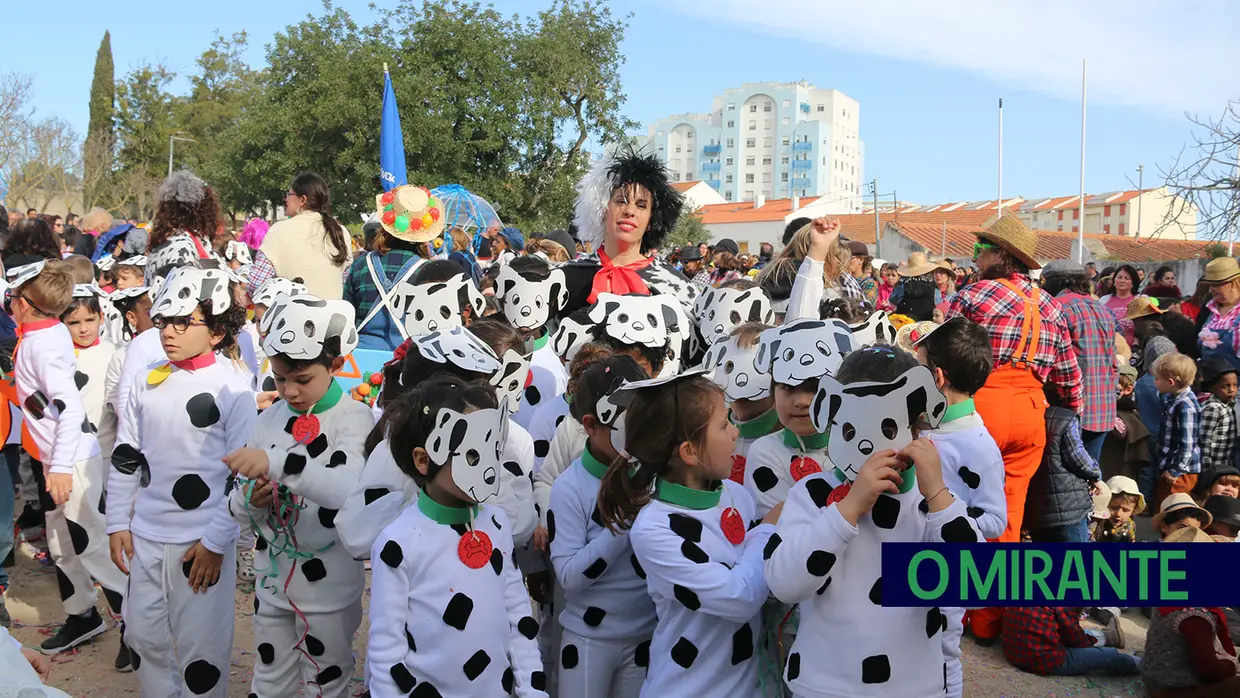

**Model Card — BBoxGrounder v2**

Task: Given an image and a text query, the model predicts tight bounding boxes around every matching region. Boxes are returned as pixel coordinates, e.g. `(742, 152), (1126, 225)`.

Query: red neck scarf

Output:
(172, 353), (216, 371)
(588, 248), (653, 304)
(73, 337), (101, 349)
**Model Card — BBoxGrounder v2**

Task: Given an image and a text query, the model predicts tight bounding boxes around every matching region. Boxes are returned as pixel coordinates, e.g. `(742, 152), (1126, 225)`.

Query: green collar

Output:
(941, 399), (976, 423)
(834, 464), (917, 493)
(734, 409), (781, 439)
(654, 479), (722, 510)
(417, 490), (479, 524)
(782, 428), (829, 450)
(532, 331), (550, 352)
(288, 380), (344, 415)
(581, 444), (610, 480)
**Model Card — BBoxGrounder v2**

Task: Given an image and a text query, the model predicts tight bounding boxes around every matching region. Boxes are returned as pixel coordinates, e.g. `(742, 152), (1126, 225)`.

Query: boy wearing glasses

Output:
(107, 267), (256, 698)
(7, 260), (128, 658)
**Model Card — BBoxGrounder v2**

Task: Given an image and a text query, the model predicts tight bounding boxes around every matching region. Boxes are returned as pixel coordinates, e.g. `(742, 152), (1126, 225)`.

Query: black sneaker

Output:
(115, 637), (133, 672)
(15, 506), (44, 532)
(40, 608), (107, 654)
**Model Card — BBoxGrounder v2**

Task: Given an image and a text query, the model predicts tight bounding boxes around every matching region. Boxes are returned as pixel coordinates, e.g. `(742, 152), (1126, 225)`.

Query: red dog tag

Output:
(729, 454), (747, 485)
(291, 415), (321, 445)
(790, 456), (822, 482)
(458, 530), (494, 569)
(720, 507), (745, 545)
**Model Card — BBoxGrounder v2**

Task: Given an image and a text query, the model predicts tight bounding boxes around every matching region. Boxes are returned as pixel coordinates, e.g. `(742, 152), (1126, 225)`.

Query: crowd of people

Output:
(0, 147), (1237, 698)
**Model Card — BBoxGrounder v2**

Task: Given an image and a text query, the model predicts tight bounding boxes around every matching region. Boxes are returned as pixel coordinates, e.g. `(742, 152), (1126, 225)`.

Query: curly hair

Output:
(201, 298), (248, 358)
(149, 171), (221, 248)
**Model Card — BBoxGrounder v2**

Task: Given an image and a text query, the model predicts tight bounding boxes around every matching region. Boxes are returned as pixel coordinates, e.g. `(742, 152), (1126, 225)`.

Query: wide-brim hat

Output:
(1126, 295), (1166, 321)
(1203, 257), (1240, 285)
(1203, 495), (1240, 531)
(1165, 526), (1215, 544)
(1104, 475), (1145, 515)
(375, 185), (446, 243)
(1090, 479), (1112, 519)
(977, 213), (1041, 270)
(1152, 492), (1212, 529)
(679, 245), (703, 262)
(900, 252), (937, 277)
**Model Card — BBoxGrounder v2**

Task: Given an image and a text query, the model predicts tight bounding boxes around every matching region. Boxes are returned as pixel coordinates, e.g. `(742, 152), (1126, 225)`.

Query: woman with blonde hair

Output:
(757, 217), (861, 320)
(74, 207), (114, 258)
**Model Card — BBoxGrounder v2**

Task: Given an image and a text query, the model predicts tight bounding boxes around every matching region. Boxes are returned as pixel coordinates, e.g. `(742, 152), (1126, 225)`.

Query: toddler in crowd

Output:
(1152, 352), (1202, 506)
(1197, 357), (1238, 486)
(1093, 475), (1144, 543)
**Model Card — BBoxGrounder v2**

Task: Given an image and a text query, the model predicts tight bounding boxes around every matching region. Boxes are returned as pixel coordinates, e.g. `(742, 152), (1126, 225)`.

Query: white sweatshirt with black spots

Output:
(367, 497), (548, 698)
(729, 409), (782, 487)
(528, 393), (571, 472)
(113, 327), (165, 437)
(926, 405), (1007, 540)
(75, 339), (117, 459)
(763, 472), (984, 698)
(14, 322), (99, 473)
(107, 356), (257, 554)
(549, 448), (656, 642)
(744, 429), (840, 519)
(336, 420), (538, 560)
(532, 415), (587, 528)
(630, 479), (773, 698)
(515, 340), (568, 434)
(227, 383), (371, 613)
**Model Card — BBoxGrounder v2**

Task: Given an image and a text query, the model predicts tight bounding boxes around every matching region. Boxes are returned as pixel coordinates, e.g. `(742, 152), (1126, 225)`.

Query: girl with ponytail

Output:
(249, 172), (353, 301)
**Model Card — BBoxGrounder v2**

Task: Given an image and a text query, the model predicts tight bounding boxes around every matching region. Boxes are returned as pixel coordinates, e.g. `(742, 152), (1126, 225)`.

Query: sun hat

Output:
(1203, 495), (1240, 531)
(899, 252), (937, 278)
(977, 213), (1040, 270)
(1152, 492), (1212, 530)
(1104, 475), (1145, 515)
(679, 245), (703, 262)
(1090, 479), (1112, 520)
(374, 185), (446, 243)
(1164, 526), (1215, 544)
(1203, 257), (1240, 285)
(847, 240), (869, 258)
(1126, 295), (1166, 321)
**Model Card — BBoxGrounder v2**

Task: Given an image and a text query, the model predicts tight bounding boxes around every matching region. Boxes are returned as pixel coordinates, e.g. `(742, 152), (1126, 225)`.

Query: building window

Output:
(672, 158), (681, 168)
(744, 190), (755, 201)
(781, 172), (789, 182)
(763, 119), (772, 130)
(763, 102), (772, 112)
(745, 157), (755, 166)
(762, 137), (773, 147)
(725, 157), (733, 166)
(1104, 224), (1111, 234)
(1072, 225), (1079, 232)
(725, 190), (733, 201)
(748, 120), (756, 131)
(781, 156), (789, 164)
(726, 138), (734, 148)
(746, 138), (755, 148)
(816, 104), (824, 112)
(783, 99), (791, 107)
(725, 174), (733, 183)
(745, 174), (754, 183)
(782, 116), (790, 125)
(750, 104), (757, 113)
(657, 130), (664, 137)
(1104, 205), (1111, 216)
(1119, 204), (1127, 216)
(672, 173), (680, 181)
(686, 132), (694, 139)
(685, 172), (692, 181)
(762, 173), (771, 183)
(727, 120), (735, 128)
(675, 146), (681, 153)
(850, 165), (854, 175)
(781, 136), (790, 146)
(1057, 210), (1063, 221)
(1119, 223), (1126, 235)
(657, 145), (664, 151)
(727, 103), (735, 111)
(761, 157), (771, 165)
(1072, 209), (1079, 220)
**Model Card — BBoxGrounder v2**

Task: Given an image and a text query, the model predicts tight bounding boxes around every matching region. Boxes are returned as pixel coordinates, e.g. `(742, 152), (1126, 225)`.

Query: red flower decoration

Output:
(790, 456), (822, 482)
(382, 210), (396, 225)
(380, 191), (395, 205)
(729, 454), (747, 485)
(458, 530), (493, 569)
(720, 507), (745, 545)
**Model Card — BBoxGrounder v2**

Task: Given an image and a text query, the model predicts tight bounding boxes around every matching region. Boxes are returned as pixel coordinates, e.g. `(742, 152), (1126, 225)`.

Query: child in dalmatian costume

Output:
(548, 355), (655, 698)
(493, 257), (570, 432)
(527, 309), (596, 471)
(7, 262), (128, 657)
(765, 348), (983, 698)
(587, 291), (688, 378)
(744, 318), (855, 518)
(366, 376), (548, 698)
(595, 370), (778, 698)
(107, 266), (257, 698)
(63, 285), (119, 459)
(225, 293), (373, 698)
(249, 277), (309, 396)
(699, 321), (780, 487)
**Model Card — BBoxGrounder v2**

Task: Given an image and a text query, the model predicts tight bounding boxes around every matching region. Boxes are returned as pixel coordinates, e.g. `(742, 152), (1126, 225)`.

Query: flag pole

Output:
(1077, 59), (1087, 263)
(998, 97), (1004, 215)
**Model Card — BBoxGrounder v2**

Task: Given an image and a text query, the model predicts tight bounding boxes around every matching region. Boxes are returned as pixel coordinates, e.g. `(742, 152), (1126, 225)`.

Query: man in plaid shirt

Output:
(1040, 261), (1120, 462)
(1002, 607), (1136, 676)
(1152, 352), (1203, 507)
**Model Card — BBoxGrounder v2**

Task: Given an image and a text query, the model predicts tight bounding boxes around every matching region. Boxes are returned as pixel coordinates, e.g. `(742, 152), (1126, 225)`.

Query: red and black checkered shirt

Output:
(947, 276), (1083, 412)
(1001, 606), (1095, 675)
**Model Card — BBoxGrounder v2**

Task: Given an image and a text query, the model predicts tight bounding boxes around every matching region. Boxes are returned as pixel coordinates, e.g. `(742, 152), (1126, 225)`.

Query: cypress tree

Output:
(83, 31), (115, 206)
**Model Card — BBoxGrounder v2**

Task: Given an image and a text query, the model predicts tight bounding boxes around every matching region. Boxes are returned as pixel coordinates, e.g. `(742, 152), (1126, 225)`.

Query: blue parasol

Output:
(429, 184), (503, 256)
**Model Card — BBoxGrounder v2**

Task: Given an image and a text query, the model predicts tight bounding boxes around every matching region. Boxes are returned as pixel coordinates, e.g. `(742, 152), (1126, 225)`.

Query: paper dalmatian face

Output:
(754, 318), (855, 386)
(394, 277), (486, 337)
(693, 287), (774, 346)
(550, 314), (591, 363)
(72, 283), (105, 299)
(259, 293), (360, 359)
(224, 240), (252, 265)
(848, 311), (898, 348)
(415, 326), (503, 375)
(701, 337), (770, 401)
(594, 388), (629, 459)
(490, 349), (531, 413)
(150, 267), (232, 319)
(495, 265), (567, 331)
(425, 404), (509, 503)
(5, 261), (46, 290)
(148, 236), (209, 280)
(253, 278), (308, 308)
(588, 292), (682, 350)
(108, 286), (150, 302)
(811, 365), (947, 482)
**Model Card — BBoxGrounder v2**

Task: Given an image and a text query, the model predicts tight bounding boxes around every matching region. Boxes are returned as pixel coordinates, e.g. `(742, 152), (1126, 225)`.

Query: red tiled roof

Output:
(889, 221), (1214, 264)
(672, 181), (700, 192)
(864, 190), (1155, 215)
(835, 210), (999, 244)
(697, 196), (823, 224)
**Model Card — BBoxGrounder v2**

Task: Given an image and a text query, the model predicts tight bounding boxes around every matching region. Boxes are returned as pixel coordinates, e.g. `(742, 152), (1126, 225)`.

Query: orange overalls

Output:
(966, 279), (1051, 640)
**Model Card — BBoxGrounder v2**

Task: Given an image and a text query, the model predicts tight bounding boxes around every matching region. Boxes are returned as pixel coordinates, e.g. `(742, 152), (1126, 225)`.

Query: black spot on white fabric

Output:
(674, 584), (701, 611)
(364, 487), (391, 505)
(918, 498), (929, 513)
(957, 466), (981, 489)
(925, 607), (947, 638)
(406, 627), (417, 652)
(668, 513), (703, 541)
(328, 450), (347, 468)
(583, 558), (608, 578)
(257, 643), (275, 664)
(184, 659), (221, 694)
(318, 507), (337, 528)
(490, 549), (503, 576)
(66, 518), (90, 555)
(967, 506), (985, 519)
(635, 639), (650, 668)
(751, 466), (778, 492)
(861, 654), (891, 684)
(941, 516), (979, 543)
(816, 577), (833, 595)
(52, 399), (65, 414)
(380, 540), (403, 568)
(870, 494), (900, 529)
(302, 558), (326, 582)
(787, 652), (801, 680)
(806, 550), (836, 577)
(450, 524), (469, 537)
(869, 577), (883, 605)
(631, 554), (646, 579)
(463, 649), (491, 681)
(304, 634), (325, 657)
(533, 440), (550, 458)
(501, 667), (514, 693)
(315, 665), (343, 685)
(171, 474), (211, 510)
(583, 606), (607, 627)
(555, 414), (566, 427)
(680, 540), (709, 564)
(185, 393), (221, 428)
(413, 680), (442, 697)
(253, 596), (259, 614)
(443, 593), (473, 630)
(731, 623), (754, 665)
(546, 509), (556, 543)
(305, 433), (329, 459)
(255, 536), (268, 552)
(390, 663), (416, 693)
(763, 533), (782, 560)
(590, 506), (603, 528)
(284, 416), (298, 434)
(55, 567), (75, 602)
(283, 454), (307, 476)
(517, 616), (539, 640)
(531, 670), (546, 691)
(111, 443), (146, 475)
(74, 371), (89, 390)
(24, 391), (48, 419)
(805, 477), (834, 508)
(561, 643), (579, 669)
(491, 514), (502, 529)
(525, 385), (541, 406)
(181, 559), (219, 586)
(671, 637), (699, 668)
(98, 489), (106, 516)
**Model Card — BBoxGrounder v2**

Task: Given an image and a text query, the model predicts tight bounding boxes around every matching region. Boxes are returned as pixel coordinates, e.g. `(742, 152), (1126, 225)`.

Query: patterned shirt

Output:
(858, 276), (878, 304)
(690, 269), (712, 291)
(1001, 606), (1095, 676)
(946, 276), (1083, 411)
(245, 250), (278, 300)
(1056, 292), (1121, 433)
(1092, 518), (1136, 543)
(1202, 298), (1240, 355)
(838, 271), (864, 301)
(1199, 396), (1236, 476)
(1159, 388), (1203, 477)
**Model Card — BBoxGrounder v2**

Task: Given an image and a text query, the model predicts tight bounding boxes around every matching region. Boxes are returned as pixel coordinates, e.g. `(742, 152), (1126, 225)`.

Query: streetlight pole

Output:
(168, 134), (196, 178)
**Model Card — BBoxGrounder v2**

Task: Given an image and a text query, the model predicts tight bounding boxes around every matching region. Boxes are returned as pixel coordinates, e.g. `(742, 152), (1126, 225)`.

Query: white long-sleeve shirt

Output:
(14, 321), (99, 473)
(514, 340), (568, 433)
(926, 402), (1007, 540)
(75, 339), (117, 460)
(113, 327), (164, 437)
(744, 429), (841, 519)
(786, 258), (833, 322)
(367, 498), (547, 698)
(107, 355), (256, 553)
(532, 415), (586, 528)
(528, 394), (571, 472)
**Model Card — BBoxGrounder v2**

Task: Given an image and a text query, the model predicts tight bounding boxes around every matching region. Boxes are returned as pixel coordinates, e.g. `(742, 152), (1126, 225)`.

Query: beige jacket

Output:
(260, 211), (351, 299)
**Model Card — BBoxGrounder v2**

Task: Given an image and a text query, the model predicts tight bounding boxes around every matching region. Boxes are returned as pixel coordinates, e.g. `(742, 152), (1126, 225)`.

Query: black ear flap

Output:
(549, 281), (566, 311)
(448, 419), (469, 451)
(906, 386), (929, 428)
(769, 339), (783, 361)
(603, 301), (619, 316)
(438, 411), (453, 427)
(827, 393), (842, 425)
(746, 300), (763, 322)
(499, 278), (515, 297)
(755, 339), (769, 369)
(661, 303), (679, 333)
(811, 388), (826, 423)
(835, 330), (852, 354)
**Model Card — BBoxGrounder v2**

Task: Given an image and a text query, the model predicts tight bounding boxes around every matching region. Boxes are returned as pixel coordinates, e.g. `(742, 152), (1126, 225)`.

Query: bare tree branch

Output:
(1160, 99), (1240, 243)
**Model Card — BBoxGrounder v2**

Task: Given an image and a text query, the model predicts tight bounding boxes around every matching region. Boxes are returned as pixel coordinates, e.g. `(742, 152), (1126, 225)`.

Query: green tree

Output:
(664, 207), (710, 252)
(83, 31), (115, 208)
(114, 63), (177, 217)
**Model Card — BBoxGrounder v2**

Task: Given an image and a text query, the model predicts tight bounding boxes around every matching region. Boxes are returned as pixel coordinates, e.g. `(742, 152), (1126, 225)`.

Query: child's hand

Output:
(902, 438), (946, 496)
(761, 501), (785, 526)
(249, 478), (274, 509)
(256, 391), (279, 411)
(1088, 481), (1102, 497)
(531, 524), (549, 553)
(46, 472), (73, 505)
(224, 448), (270, 480)
(22, 648), (50, 681)
(109, 531), (133, 575)
(838, 450), (903, 525)
(182, 542), (224, 593)
(806, 217), (841, 262)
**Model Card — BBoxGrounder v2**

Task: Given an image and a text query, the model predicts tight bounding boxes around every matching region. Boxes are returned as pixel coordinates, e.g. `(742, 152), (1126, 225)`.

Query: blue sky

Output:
(3, 0), (1237, 205)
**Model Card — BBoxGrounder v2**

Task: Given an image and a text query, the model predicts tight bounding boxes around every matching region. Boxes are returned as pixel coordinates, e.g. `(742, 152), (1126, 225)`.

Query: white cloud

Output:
(670, 0), (1240, 117)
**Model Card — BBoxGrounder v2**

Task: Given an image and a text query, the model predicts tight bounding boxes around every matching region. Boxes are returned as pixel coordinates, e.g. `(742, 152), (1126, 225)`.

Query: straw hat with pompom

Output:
(375, 185), (446, 244)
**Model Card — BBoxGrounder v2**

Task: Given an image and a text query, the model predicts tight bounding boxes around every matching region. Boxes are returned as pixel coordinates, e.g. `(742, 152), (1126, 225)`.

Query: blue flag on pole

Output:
(380, 66), (407, 192)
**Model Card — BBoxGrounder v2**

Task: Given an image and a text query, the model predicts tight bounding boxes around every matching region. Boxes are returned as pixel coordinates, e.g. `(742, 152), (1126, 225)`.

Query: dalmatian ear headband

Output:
(108, 286), (150, 302)
(494, 264), (568, 332)
(149, 266), (233, 319)
(847, 310), (898, 348)
(693, 286), (775, 347)
(72, 283), (107, 299)
(425, 402), (510, 504)
(415, 326), (502, 375)
(224, 240), (253, 265)
(491, 349), (532, 413)
(700, 336), (770, 402)
(394, 276), (486, 337)
(95, 257), (117, 272)
(259, 293), (360, 360)
(252, 277), (308, 307)
(811, 364), (947, 483)
(754, 318), (855, 386)
(116, 255), (147, 267)
(605, 368), (710, 460)
(5, 260), (46, 290)
(588, 292), (682, 349)
(551, 314), (593, 364)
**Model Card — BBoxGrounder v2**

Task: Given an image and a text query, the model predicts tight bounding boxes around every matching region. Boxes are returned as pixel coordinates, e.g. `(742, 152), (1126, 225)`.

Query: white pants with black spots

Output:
(943, 607), (965, 698)
(45, 456), (127, 617)
(250, 598), (362, 698)
(556, 628), (647, 698)
(123, 535), (235, 698)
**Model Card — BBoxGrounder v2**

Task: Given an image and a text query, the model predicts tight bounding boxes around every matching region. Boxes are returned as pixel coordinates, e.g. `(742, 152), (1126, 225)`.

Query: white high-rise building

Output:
(640, 81), (864, 209)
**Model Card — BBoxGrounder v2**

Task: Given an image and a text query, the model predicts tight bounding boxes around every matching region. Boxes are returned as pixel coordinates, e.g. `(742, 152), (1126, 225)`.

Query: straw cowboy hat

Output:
(1151, 492), (1212, 530)
(1104, 475), (1146, 515)
(899, 252), (937, 277)
(1164, 526), (1215, 544)
(1202, 257), (1240, 285)
(977, 213), (1041, 270)
(374, 185), (446, 244)
(1126, 295), (1166, 321)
